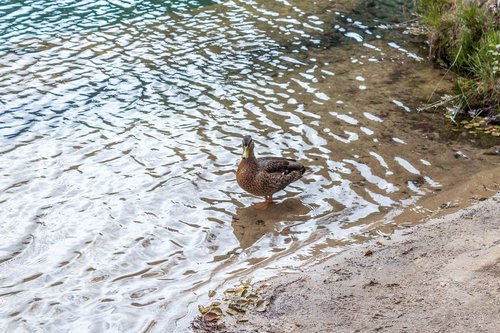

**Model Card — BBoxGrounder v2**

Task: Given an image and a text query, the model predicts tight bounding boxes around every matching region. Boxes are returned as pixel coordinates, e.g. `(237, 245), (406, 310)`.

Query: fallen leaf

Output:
(208, 290), (216, 298)
(226, 308), (240, 316)
(203, 311), (220, 322)
(255, 299), (269, 312)
(247, 293), (259, 299)
(235, 286), (247, 297)
(375, 241), (384, 247)
(237, 315), (249, 322)
(228, 302), (245, 312)
(364, 249), (373, 256)
(225, 288), (236, 295)
(210, 306), (223, 315)
(198, 305), (208, 314)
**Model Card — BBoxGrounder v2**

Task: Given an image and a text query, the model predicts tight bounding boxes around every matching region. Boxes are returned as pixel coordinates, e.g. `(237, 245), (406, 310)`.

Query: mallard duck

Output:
(236, 135), (307, 209)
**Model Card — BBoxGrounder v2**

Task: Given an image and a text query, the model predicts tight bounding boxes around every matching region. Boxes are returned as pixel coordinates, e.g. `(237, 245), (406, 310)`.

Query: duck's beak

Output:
(242, 146), (250, 159)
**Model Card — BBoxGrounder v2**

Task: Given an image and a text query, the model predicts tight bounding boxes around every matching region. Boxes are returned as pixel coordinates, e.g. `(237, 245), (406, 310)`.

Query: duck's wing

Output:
(257, 157), (305, 175)
(255, 157), (307, 191)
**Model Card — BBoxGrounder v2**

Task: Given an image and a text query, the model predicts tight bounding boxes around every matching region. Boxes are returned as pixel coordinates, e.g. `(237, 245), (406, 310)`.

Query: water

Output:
(1, 0), (498, 332)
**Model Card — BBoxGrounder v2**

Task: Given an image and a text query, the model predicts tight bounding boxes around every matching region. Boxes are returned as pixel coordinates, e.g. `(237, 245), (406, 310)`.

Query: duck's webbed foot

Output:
(254, 195), (273, 210)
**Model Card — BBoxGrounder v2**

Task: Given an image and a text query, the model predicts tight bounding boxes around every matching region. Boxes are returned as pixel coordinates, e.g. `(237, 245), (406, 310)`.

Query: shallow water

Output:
(0, 0), (498, 332)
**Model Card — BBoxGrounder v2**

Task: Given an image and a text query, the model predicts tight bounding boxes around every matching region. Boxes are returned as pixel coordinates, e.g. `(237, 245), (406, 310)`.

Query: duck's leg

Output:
(254, 195), (273, 210)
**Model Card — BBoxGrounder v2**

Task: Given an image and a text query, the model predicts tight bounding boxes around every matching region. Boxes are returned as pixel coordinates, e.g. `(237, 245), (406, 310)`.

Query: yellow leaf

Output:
(226, 308), (240, 315)
(211, 306), (223, 315)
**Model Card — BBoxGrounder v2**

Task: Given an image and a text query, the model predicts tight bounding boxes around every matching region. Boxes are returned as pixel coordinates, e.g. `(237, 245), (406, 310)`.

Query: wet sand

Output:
(193, 193), (500, 333)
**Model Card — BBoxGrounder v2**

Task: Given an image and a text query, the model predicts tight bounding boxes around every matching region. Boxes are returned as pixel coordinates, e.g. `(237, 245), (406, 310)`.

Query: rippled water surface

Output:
(1, 0), (498, 332)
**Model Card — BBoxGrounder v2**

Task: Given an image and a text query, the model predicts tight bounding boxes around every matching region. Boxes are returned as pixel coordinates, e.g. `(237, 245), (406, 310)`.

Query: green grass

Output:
(417, 0), (499, 115)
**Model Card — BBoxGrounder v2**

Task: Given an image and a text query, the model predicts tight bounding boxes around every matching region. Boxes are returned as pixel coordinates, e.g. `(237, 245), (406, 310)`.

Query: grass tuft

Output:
(417, 0), (499, 115)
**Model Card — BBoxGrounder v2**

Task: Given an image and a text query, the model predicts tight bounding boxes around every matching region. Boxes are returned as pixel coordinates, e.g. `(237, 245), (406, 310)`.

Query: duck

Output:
(236, 135), (308, 209)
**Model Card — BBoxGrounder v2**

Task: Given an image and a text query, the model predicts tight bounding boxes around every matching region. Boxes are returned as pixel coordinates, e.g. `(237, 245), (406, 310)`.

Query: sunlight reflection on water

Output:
(0, 0), (491, 331)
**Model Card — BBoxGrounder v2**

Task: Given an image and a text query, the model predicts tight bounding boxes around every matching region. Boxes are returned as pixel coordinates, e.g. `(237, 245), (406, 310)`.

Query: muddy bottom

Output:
(193, 194), (500, 333)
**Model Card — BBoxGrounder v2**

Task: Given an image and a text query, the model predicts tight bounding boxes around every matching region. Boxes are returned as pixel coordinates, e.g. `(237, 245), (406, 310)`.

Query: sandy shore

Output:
(193, 194), (500, 333)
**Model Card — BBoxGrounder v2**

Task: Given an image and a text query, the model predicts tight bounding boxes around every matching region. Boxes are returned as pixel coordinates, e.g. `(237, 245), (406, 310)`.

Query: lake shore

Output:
(193, 193), (500, 333)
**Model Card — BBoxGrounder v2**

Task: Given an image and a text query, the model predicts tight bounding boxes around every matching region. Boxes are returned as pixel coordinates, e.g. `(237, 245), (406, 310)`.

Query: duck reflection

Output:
(231, 198), (310, 249)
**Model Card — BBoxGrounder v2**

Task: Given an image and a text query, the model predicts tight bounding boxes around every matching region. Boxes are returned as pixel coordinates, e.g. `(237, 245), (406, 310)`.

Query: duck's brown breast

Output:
(236, 159), (274, 196)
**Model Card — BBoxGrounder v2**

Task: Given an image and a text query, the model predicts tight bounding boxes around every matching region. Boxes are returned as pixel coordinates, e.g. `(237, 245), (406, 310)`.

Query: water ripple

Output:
(0, 0), (494, 332)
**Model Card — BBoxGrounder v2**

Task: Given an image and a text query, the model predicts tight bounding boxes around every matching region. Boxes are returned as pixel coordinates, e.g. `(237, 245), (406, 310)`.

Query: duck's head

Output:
(241, 135), (254, 159)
